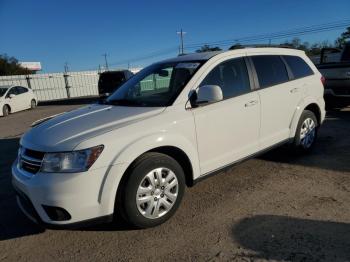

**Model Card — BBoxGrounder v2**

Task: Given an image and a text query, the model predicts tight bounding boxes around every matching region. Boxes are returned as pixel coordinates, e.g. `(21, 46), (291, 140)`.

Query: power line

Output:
(82, 19), (349, 71)
(185, 19), (350, 49)
(108, 46), (178, 66)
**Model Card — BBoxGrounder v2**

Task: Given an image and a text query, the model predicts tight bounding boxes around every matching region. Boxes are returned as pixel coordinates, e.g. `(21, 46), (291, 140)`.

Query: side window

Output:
(283, 55), (314, 79)
(252, 55), (289, 88)
(200, 58), (251, 99)
(16, 86), (28, 94)
(6, 87), (18, 98)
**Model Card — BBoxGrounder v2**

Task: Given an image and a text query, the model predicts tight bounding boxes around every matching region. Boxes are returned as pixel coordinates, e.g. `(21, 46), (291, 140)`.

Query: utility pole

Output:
(102, 53), (109, 71)
(63, 62), (71, 98)
(177, 29), (186, 55)
(64, 62), (69, 73)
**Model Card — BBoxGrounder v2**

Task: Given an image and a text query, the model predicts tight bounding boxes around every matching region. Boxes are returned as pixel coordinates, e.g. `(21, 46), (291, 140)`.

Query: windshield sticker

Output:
(176, 63), (200, 69)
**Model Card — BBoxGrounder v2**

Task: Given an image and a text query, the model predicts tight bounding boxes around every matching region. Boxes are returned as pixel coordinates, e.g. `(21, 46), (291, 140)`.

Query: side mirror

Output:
(9, 94), (16, 99)
(196, 85), (223, 105)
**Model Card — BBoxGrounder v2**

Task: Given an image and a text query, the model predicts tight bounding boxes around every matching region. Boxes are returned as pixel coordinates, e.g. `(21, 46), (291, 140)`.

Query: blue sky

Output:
(1, 0), (349, 73)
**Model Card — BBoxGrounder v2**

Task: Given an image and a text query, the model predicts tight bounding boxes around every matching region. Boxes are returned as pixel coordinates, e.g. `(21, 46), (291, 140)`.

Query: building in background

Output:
(19, 62), (42, 72)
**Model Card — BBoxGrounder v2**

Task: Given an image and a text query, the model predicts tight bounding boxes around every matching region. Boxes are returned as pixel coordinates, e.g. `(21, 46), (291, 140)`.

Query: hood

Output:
(21, 104), (164, 152)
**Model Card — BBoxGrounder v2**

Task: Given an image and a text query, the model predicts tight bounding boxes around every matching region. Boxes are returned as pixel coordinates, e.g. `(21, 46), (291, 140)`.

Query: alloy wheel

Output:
(300, 117), (316, 149)
(136, 167), (179, 219)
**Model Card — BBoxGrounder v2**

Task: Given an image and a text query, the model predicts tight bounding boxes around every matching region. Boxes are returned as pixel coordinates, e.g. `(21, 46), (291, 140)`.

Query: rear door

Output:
(250, 55), (303, 149)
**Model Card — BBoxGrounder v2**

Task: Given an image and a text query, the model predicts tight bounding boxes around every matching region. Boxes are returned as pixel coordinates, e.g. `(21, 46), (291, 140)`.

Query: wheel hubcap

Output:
(300, 118), (316, 149)
(136, 167), (178, 219)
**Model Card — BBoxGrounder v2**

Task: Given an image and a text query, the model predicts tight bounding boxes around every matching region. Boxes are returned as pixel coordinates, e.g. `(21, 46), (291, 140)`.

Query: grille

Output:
(19, 147), (44, 174)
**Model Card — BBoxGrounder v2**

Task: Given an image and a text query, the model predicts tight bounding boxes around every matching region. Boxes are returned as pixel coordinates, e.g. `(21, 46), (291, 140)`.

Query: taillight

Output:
(320, 76), (326, 86)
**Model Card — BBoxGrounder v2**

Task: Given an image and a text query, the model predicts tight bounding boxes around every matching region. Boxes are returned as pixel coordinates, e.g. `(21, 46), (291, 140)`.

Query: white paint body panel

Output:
(12, 48), (325, 225)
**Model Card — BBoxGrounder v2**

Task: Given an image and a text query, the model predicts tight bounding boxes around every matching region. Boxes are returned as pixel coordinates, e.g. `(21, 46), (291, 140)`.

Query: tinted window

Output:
(6, 87), (18, 97)
(16, 86), (28, 94)
(252, 55), (289, 88)
(283, 56), (314, 79)
(107, 61), (203, 107)
(200, 58), (251, 99)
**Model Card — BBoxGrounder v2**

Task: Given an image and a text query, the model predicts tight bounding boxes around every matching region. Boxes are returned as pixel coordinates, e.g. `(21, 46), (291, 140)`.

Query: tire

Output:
(30, 99), (36, 109)
(2, 105), (9, 117)
(291, 110), (318, 153)
(120, 152), (185, 228)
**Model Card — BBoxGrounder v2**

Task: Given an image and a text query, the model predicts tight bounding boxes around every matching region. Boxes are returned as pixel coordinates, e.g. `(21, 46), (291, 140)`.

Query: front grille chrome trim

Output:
(19, 147), (44, 175)
(21, 155), (42, 165)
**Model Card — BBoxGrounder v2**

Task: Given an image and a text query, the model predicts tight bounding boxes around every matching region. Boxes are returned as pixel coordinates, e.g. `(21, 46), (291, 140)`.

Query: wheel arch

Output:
(289, 98), (323, 138)
(304, 103), (321, 124)
(3, 104), (11, 113)
(99, 134), (200, 215)
(143, 146), (194, 187)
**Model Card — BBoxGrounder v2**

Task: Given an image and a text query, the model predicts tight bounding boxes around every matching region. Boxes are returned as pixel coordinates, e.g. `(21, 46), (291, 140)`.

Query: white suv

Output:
(12, 48), (325, 228)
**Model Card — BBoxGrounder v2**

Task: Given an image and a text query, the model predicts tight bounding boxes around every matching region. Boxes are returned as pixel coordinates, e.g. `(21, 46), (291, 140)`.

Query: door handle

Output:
(245, 100), (258, 107)
(290, 87), (299, 93)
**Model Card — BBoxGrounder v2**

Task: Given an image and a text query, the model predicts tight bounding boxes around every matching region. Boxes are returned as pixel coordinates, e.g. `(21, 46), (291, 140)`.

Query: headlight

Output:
(41, 145), (104, 173)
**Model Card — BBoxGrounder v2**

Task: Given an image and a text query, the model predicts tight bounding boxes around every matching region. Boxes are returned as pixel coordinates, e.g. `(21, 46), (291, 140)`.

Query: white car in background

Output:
(0, 85), (37, 117)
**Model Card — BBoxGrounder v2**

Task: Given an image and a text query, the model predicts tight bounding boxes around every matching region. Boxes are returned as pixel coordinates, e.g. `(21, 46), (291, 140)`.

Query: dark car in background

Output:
(316, 42), (350, 108)
(98, 70), (134, 97)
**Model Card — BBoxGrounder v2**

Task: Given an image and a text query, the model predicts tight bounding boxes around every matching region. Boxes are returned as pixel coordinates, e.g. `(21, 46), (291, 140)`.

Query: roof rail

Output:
(229, 44), (298, 50)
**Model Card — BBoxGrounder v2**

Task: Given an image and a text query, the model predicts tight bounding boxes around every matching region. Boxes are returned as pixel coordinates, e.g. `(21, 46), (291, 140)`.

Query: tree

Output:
(335, 26), (350, 47)
(196, 45), (222, 53)
(0, 54), (35, 76)
(280, 37), (310, 51)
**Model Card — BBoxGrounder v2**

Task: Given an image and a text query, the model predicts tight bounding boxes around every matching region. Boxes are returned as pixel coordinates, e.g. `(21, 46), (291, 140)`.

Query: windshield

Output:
(0, 87), (9, 97)
(106, 61), (203, 107)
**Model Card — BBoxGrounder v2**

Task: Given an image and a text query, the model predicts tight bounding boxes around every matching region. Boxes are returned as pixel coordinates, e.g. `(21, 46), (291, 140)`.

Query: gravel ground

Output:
(0, 103), (350, 262)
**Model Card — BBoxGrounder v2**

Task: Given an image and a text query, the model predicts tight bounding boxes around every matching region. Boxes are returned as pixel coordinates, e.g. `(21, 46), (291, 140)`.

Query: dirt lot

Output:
(0, 103), (350, 262)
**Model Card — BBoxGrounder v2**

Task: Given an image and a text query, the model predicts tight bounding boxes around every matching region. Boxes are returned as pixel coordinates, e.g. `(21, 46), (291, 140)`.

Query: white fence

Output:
(0, 70), (101, 101)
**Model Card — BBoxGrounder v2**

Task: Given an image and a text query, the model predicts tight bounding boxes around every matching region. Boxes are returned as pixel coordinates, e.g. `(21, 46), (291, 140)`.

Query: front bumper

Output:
(12, 158), (115, 227)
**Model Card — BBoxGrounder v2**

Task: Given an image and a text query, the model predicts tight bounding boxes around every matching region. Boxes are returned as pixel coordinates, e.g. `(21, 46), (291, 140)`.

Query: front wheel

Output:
(292, 110), (318, 153)
(120, 152), (185, 228)
(2, 105), (9, 117)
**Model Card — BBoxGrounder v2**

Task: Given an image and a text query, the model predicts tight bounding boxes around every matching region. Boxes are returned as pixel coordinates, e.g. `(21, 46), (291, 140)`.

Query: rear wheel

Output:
(120, 152), (185, 228)
(2, 105), (9, 116)
(292, 110), (318, 153)
(30, 99), (36, 109)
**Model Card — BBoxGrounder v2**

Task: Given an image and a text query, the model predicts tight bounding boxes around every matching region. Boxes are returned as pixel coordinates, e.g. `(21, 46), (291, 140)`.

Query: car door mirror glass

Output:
(196, 85), (223, 105)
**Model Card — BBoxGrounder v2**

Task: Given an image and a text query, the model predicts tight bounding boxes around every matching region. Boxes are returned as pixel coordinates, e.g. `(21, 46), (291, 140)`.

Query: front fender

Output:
(99, 133), (200, 214)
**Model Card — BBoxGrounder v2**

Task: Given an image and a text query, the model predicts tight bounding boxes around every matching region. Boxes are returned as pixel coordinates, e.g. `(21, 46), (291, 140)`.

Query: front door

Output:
(192, 57), (260, 175)
(5, 87), (20, 112)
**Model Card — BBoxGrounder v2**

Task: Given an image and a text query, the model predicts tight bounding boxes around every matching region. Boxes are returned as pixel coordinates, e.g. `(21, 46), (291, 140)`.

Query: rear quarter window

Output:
(251, 55), (289, 88)
(283, 55), (314, 79)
